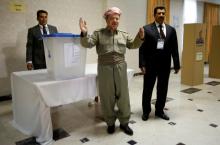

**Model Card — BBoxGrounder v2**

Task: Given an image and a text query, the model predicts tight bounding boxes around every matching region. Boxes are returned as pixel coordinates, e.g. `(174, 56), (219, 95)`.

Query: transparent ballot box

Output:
(43, 33), (86, 80)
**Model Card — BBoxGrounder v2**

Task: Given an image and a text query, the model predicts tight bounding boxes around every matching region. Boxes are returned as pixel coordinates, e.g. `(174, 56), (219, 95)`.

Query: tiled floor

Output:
(1, 66), (220, 145)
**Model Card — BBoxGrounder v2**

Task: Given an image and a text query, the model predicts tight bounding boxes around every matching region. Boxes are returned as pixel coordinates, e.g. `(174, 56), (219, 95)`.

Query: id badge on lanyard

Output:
(157, 39), (164, 50)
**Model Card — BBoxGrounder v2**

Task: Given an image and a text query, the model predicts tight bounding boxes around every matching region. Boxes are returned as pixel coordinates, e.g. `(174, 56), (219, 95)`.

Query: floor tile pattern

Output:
(1, 66), (220, 145)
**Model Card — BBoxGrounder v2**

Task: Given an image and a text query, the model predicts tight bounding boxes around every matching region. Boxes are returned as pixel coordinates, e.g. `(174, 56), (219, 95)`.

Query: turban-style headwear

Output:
(103, 7), (122, 19)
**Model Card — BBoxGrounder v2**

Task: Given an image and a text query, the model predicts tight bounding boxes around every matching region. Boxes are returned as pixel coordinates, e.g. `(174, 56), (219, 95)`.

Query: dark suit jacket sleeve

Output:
(139, 25), (147, 68)
(139, 42), (145, 68)
(49, 25), (58, 33)
(26, 28), (33, 62)
(55, 27), (58, 33)
(171, 29), (180, 70)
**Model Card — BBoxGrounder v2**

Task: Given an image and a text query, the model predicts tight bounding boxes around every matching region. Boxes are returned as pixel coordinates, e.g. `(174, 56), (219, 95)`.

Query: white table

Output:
(11, 64), (134, 145)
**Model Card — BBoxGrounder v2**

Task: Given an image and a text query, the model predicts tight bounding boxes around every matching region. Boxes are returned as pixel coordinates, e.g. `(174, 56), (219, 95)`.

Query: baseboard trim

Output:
(0, 95), (12, 102)
(134, 72), (143, 76)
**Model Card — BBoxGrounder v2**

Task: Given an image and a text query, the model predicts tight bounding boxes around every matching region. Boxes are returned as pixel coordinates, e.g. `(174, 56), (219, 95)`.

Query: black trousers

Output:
(142, 66), (170, 115)
(33, 63), (46, 70)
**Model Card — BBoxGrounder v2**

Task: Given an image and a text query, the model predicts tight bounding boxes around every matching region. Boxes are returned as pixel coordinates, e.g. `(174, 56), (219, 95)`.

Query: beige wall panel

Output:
(209, 25), (220, 78)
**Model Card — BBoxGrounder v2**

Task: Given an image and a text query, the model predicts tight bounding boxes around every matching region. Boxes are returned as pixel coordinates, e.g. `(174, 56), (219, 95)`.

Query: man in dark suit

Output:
(26, 10), (58, 70)
(139, 6), (180, 121)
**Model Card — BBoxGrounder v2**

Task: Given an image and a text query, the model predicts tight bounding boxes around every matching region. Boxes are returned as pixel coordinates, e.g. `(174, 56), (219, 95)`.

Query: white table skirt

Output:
(11, 64), (134, 145)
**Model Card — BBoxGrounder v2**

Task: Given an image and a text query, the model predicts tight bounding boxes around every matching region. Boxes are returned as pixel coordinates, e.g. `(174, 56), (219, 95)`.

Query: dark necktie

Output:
(159, 24), (165, 39)
(43, 25), (47, 34)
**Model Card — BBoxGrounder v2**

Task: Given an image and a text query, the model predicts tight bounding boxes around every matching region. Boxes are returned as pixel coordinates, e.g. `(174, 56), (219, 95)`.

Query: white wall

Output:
(0, 0), (146, 96)
(170, 0), (184, 61)
(197, 1), (204, 23)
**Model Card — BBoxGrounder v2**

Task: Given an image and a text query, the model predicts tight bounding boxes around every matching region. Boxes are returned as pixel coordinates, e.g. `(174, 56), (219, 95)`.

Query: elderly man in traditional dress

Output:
(79, 7), (144, 135)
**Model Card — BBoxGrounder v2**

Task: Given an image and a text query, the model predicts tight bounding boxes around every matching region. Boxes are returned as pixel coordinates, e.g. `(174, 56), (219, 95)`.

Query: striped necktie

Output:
(159, 24), (165, 39)
(43, 25), (47, 34)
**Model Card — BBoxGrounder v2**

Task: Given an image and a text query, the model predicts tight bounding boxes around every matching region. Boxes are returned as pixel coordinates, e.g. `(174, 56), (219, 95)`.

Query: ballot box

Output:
(43, 33), (86, 80)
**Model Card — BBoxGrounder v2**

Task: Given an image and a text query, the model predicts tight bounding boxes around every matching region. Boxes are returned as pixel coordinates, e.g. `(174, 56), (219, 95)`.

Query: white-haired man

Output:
(79, 7), (144, 135)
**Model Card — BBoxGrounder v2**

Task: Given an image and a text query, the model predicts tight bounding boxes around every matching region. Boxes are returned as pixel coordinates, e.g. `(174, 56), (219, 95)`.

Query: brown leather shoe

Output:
(120, 124), (133, 136)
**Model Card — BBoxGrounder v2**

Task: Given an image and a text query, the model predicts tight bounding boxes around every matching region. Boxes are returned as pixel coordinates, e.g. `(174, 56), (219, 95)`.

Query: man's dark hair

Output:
(154, 6), (166, 16)
(37, 10), (48, 18)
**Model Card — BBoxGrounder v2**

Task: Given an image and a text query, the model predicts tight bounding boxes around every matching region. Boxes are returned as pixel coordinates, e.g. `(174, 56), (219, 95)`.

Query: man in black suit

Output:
(139, 6), (180, 121)
(26, 10), (58, 70)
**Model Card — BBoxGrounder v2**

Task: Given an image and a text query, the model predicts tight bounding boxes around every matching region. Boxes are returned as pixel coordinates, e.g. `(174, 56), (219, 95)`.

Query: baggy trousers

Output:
(98, 62), (131, 126)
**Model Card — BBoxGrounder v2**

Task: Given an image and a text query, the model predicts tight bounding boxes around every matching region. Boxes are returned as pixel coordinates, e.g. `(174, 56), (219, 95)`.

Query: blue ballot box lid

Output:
(43, 33), (80, 38)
